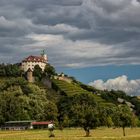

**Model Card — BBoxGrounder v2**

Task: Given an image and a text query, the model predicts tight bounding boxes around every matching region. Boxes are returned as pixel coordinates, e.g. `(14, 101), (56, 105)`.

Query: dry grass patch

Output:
(0, 128), (140, 140)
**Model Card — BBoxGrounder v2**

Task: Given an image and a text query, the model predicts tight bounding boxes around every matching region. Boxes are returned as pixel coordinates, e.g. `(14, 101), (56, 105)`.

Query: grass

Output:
(0, 127), (140, 140)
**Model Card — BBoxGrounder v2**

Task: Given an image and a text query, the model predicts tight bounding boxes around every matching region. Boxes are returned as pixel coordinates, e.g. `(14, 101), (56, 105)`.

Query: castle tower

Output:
(41, 50), (48, 62)
(27, 68), (34, 83)
(43, 54), (48, 61)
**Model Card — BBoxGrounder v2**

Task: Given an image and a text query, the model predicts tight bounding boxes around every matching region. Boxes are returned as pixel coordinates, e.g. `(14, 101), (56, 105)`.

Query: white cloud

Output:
(27, 34), (64, 43)
(26, 33), (128, 67)
(52, 24), (80, 32)
(89, 75), (140, 95)
(24, 32), (140, 68)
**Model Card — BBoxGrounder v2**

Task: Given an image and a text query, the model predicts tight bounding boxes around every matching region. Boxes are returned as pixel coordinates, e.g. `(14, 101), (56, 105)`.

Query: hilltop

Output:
(0, 63), (140, 135)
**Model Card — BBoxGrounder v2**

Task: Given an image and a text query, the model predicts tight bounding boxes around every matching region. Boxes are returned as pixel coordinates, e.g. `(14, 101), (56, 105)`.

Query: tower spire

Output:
(41, 49), (48, 62)
(41, 49), (45, 56)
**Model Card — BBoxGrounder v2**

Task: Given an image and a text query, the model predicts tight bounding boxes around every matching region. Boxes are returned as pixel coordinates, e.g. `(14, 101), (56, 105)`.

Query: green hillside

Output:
(0, 63), (140, 132)
(52, 79), (89, 95)
(52, 79), (114, 107)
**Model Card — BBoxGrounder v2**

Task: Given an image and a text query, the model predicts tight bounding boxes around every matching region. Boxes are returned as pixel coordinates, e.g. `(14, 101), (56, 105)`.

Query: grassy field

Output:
(0, 128), (140, 140)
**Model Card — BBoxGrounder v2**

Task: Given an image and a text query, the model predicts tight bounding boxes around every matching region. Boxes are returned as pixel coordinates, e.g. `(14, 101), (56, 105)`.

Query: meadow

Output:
(0, 127), (140, 140)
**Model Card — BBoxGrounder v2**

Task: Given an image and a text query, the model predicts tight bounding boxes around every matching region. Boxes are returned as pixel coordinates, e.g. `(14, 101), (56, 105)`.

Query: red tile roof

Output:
(22, 55), (46, 63)
(32, 121), (52, 125)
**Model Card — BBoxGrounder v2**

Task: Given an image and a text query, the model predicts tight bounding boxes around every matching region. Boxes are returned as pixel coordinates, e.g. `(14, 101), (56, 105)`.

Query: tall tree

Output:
(43, 64), (56, 78)
(71, 93), (100, 136)
(43, 102), (58, 123)
(33, 65), (43, 81)
(58, 93), (100, 137)
(98, 106), (114, 127)
(112, 105), (134, 136)
(0, 64), (22, 77)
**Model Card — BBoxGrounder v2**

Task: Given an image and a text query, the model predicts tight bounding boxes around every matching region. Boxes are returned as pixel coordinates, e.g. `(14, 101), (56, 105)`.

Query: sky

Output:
(0, 0), (140, 95)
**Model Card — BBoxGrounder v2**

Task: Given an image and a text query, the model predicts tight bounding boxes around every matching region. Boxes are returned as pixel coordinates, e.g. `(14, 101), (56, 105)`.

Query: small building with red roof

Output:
(32, 121), (53, 129)
(1, 121), (53, 130)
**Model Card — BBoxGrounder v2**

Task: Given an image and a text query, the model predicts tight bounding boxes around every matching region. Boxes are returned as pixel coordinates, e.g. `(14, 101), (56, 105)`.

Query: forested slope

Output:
(0, 63), (140, 133)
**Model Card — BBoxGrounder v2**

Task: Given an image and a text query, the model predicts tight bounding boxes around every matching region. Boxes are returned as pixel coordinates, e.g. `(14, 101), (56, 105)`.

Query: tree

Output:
(71, 103), (99, 137)
(58, 93), (100, 137)
(130, 97), (140, 116)
(43, 101), (58, 123)
(0, 63), (22, 77)
(0, 86), (31, 121)
(33, 65), (43, 81)
(72, 94), (99, 137)
(112, 105), (134, 136)
(25, 84), (48, 120)
(57, 96), (72, 129)
(0, 63), (6, 77)
(98, 106), (114, 127)
(43, 64), (56, 78)
(0, 80), (51, 122)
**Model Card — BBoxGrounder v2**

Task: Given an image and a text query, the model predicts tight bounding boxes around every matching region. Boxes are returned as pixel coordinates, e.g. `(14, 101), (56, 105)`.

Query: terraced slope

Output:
(52, 79), (113, 106)
(52, 79), (89, 95)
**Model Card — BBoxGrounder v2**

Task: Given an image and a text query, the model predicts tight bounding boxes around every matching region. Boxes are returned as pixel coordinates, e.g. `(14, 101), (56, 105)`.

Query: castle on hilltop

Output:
(21, 50), (48, 72)
(21, 50), (72, 84)
(21, 51), (48, 82)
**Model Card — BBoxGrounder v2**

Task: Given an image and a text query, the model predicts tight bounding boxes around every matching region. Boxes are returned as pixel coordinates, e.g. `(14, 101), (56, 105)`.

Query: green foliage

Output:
(57, 96), (72, 127)
(0, 77), (27, 92)
(112, 105), (133, 127)
(130, 97), (140, 116)
(135, 117), (140, 127)
(52, 79), (112, 108)
(78, 82), (100, 94)
(101, 90), (130, 104)
(0, 77), (58, 124)
(52, 79), (88, 95)
(32, 64), (56, 81)
(58, 93), (100, 136)
(98, 106), (114, 127)
(43, 101), (58, 124)
(0, 63), (22, 77)
(0, 73), (139, 137)
(112, 105), (134, 136)
(0, 86), (30, 122)
(100, 90), (140, 118)
(44, 64), (56, 78)
(33, 65), (43, 81)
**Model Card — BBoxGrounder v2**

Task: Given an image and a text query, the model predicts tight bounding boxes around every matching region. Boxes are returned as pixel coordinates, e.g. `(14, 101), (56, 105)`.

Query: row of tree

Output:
(57, 93), (138, 136)
(0, 78), (58, 124)
(0, 63), (22, 77)
(33, 64), (56, 81)
(78, 82), (140, 119)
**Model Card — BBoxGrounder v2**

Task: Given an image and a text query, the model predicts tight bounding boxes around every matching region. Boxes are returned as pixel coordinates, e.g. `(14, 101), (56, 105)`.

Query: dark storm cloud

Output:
(66, 27), (140, 44)
(0, 0), (140, 67)
(23, 0), (89, 29)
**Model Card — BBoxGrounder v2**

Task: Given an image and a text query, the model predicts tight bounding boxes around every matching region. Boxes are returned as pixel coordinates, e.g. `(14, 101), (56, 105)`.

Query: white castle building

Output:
(21, 52), (48, 72)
